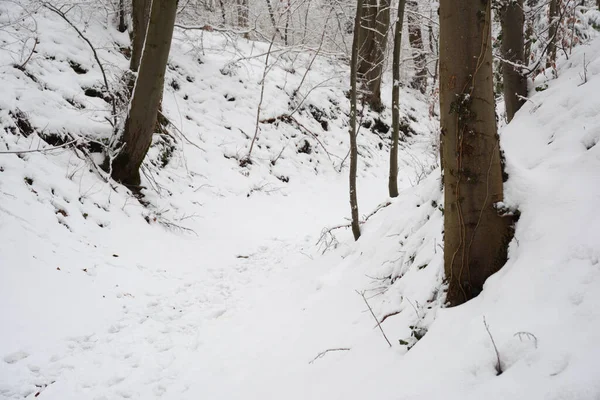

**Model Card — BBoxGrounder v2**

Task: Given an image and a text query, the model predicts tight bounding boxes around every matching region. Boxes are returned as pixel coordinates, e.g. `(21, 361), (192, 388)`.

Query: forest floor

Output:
(2, 2), (600, 399)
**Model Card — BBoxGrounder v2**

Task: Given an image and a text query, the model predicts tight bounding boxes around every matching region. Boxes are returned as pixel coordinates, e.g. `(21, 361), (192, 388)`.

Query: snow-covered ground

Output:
(1, 2), (600, 399)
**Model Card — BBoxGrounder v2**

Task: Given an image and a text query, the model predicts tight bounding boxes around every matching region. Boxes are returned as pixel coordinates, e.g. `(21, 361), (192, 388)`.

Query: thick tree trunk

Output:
(501, 0), (527, 122)
(389, 0), (406, 198)
(110, 0), (178, 186)
(547, 0), (558, 68)
(130, 0), (151, 72)
(349, 0), (363, 241)
(439, 0), (512, 306)
(406, 0), (427, 94)
(358, 0), (377, 77)
(358, 0), (390, 112)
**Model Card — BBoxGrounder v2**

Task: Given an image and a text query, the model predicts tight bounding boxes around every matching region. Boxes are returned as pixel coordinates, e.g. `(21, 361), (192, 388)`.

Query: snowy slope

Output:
(291, 38), (600, 400)
(0, 2), (436, 399)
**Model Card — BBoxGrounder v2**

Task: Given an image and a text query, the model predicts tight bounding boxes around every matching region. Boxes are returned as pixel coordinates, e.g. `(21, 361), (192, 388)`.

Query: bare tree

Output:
(237, 0), (249, 28)
(109, 0), (178, 186)
(118, 0), (127, 33)
(439, 0), (513, 306)
(500, 0), (527, 122)
(357, 0), (390, 111)
(406, 0), (427, 94)
(389, 0), (407, 198)
(547, 0), (558, 68)
(349, 0), (363, 240)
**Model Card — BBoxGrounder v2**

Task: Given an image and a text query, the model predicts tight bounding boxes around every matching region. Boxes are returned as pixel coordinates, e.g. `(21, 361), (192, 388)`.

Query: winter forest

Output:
(1, 0), (600, 397)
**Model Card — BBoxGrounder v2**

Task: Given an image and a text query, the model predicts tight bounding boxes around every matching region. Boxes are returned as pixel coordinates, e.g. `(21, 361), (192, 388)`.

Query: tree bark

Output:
(439, 0), (512, 306)
(524, 0), (537, 65)
(284, 0), (291, 45)
(218, 0), (227, 25)
(237, 0), (249, 28)
(349, 0), (363, 241)
(130, 0), (151, 72)
(358, 0), (377, 76)
(265, 0), (282, 39)
(357, 0), (390, 112)
(110, 0), (178, 186)
(118, 0), (127, 33)
(500, 0), (527, 122)
(389, 0), (406, 198)
(406, 0), (427, 94)
(547, 0), (558, 68)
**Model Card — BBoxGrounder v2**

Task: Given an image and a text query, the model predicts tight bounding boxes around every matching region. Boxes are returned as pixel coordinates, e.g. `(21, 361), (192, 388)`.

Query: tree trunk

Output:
(237, 0), (249, 28)
(358, 0), (377, 76)
(389, 0), (406, 198)
(110, 0), (178, 186)
(407, 0), (427, 94)
(284, 0), (291, 45)
(118, 0), (127, 33)
(265, 0), (282, 39)
(524, 0), (537, 65)
(439, 0), (512, 306)
(130, 0), (151, 72)
(428, 8), (439, 98)
(218, 0), (227, 25)
(349, 0), (363, 241)
(500, 0), (527, 122)
(547, 0), (558, 68)
(358, 0), (390, 112)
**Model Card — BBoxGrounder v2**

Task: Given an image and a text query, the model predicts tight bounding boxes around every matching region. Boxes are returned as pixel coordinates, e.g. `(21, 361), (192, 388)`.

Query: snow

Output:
(1, 1), (600, 399)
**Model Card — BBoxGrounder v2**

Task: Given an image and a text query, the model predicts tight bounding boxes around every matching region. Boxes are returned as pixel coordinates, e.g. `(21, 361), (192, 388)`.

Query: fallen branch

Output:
(0, 138), (77, 154)
(379, 310), (401, 324)
(358, 290), (392, 347)
(308, 347), (350, 364)
(175, 23), (252, 35)
(316, 201), (391, 247)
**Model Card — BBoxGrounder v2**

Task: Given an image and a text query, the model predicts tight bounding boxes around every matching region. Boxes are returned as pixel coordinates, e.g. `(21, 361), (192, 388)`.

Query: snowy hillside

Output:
(1, 1), (600, 400)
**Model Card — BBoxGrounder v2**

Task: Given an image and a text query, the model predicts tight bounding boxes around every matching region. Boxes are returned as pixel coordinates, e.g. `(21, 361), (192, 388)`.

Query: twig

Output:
(157, 110), (205, 152)
(316, 201), (392, 246)
(16, 36), (37, 70)
(404, 297), (421, 320)
(0, 139), (78, 154)
(523, 0), (572, 76)
(357, 290), (392, 347)
(514, 331), (538, 348)
(308, 347), (350, 364)
(246, 30), (278, 162)
(175, 23), (252, 35)
(483, 316), (503, 375)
